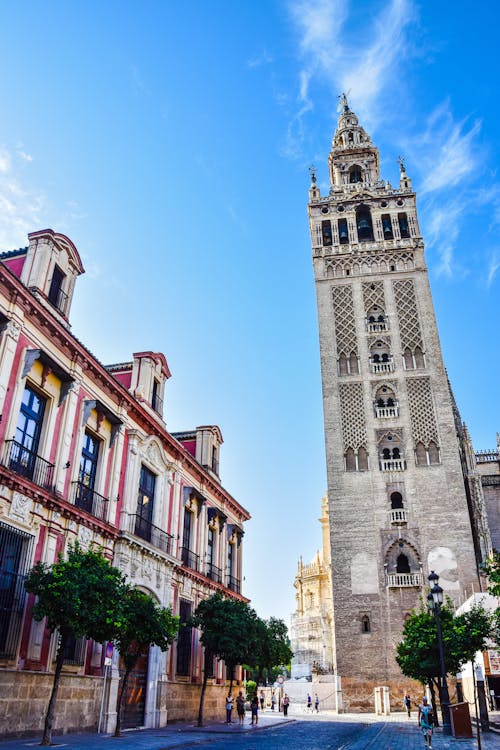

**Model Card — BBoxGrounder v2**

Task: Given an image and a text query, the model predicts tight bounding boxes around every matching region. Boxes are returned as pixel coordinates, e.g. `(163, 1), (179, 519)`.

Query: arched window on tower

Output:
(414, 346), (425, 368)
(322, 220), (332, 246)
(349, 352), (359, 374)
(345, 448), (356, 472)
(349, 164), (363, 183)
(361, 615), (371, 633)
(356, 205), (374, 242)
(428, 441), (440, 465)
(338, 218), (349, 244)
(396, 553), (411, 574)
(398, 212), (410, 238)
(391, 492), (404, 509)
(403, 348), (414, 370)
(381, 214), (394, 239)
(358, 446), (368, 471)
(415, 442), (427, 465)
(339, 352), (348, 375)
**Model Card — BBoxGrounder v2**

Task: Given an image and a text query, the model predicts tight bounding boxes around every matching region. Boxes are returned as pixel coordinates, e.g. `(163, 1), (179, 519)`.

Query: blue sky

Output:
(0, 0), (498, 623)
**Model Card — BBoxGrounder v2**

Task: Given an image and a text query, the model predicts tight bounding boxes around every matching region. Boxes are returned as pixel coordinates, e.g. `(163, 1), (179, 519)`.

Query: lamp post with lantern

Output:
(427, 570), (452, 735)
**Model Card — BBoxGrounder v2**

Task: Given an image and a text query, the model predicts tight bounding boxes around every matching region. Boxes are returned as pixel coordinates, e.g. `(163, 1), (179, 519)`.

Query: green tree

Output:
(24, 543), (127, 745)
(396, 600), (492, 723)
(113, 588), (179, 736)
(482, 551), (500, 596)
(192, 593), (260, 726)
(252, 617), (293, 684)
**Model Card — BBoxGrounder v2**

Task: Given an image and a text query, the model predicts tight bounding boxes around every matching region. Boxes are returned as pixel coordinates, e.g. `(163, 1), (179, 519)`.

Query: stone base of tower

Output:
(338, 675), (424, 713)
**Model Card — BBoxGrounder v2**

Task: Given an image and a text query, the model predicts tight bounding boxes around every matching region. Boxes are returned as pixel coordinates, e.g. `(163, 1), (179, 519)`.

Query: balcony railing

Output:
(206, 563), (223, 583)
(366, 321), (388, 333)
(375, 406), (399, 418)
(48, 285), (69, 315)
(125, 513), (174, 555)
(3, 440), (54, 491)
(386, 572), (422, 588)
(380, 459), (406, 472)
(72, 481), (108, 521)
(389, 509), (408, 525)
(151, 392), (164, 416)
(226, 575), (241, 594)
(180, 546), (199, 572)
(370, 360), (394, 374)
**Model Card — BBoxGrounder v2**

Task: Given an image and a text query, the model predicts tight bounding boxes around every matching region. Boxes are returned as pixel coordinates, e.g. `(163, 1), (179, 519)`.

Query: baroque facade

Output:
(308, 99), (490, 710)
(290, 495), (334, 678)
(0, 229), (250, 737)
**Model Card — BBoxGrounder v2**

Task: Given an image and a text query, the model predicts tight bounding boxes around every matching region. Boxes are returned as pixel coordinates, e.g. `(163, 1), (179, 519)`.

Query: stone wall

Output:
(165, 680), (230, 723)
(339, 675), (424, 713)
(0, 669), (102, 739)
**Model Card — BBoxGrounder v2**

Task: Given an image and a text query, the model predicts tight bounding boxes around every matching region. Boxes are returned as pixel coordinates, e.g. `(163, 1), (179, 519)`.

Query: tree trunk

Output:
(428, 678), (440, 728)
(41, 630), (69, 746)
(197, 652), (211, 727)
(114, 667), (131, 737)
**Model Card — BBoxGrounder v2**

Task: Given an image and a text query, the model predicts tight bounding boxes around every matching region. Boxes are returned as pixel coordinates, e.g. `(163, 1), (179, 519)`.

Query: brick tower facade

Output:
(308, 96), (485, 709)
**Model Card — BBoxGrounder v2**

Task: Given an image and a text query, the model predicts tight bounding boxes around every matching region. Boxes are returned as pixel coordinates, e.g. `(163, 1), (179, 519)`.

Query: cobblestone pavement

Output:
(2, 713), (500, 750)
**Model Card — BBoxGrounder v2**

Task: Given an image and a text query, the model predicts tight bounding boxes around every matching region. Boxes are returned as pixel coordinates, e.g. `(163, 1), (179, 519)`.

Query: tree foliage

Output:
(113, 588), (179, 736)
(24, 543), (128, 745)
(482, 551), (500, 597)
(252, 617), (293, 681)
(192, 593), (261, 726)
(396, 600), (492, 685)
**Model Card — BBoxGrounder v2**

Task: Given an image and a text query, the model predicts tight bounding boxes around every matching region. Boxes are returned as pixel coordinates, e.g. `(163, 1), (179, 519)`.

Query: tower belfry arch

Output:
(308, 97), (488, 710)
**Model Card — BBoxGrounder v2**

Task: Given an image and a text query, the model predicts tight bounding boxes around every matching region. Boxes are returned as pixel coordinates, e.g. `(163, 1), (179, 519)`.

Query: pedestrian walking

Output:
(236, 690), (245, 725)
(250, 693), (259, 725)
(404, 693), (412, 718)
(271, 692), (276, 711)
(314, 693), (319, 713)
(259, 689), (265, 710)
(225, 693), (233, 724)
(283, 693), (290, 717)
(418, 696), (434, 749)
(307, 693), (312, 712)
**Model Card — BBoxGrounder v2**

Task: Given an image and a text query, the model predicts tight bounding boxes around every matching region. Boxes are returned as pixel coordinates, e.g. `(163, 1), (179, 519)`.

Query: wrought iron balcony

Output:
(379, 459), (406, 471)
(386, 572), (422, 588)
(180, 546), (199, 571)
(389, 509), (408, 525)
(206, 563), (222, 583)
(125, 513), (174, 555)
(226, 575), (241, 594)
(3, 439), (54, 491)
(72, 481), (108, 521)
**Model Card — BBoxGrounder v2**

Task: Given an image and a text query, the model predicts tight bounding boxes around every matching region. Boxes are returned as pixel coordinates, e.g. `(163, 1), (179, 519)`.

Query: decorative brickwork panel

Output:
(394, 279), (423, 351)
(362, 281), (385, 314)
(332, 286), (357, 356)
(339, 383), (367, 450)
(406, 377), (438, 445)
(325, 252), (415, 278)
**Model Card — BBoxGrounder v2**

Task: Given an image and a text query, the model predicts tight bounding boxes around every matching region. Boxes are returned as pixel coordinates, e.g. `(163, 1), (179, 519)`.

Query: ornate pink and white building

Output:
(0, 229), (250, 736)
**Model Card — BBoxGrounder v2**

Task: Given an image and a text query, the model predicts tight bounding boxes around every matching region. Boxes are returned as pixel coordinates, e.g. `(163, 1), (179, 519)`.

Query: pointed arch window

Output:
(381, 214), (394, 239)
(398, 212), (410, 238)
(391, 492), (403, 509)
(396, 553), (410, 574)
(361, 615), (371, 633)
(356, 205), (374, 242)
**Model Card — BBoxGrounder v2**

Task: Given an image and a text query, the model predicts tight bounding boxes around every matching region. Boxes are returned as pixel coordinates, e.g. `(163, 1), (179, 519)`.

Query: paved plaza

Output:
(1, 711), (500, 750)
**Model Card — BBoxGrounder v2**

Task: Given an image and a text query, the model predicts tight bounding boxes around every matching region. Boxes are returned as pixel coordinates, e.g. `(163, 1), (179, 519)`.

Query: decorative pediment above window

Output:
(207, 507), (227, 529)
(183, 486), (206, 516)
(22, 348), (74, 405)
(82, 399), (122, 446)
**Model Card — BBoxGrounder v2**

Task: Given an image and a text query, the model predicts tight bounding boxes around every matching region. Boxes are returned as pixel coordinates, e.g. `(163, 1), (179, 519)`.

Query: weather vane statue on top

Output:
(337, 91), (350, 112)
(397, 155), (406, 173)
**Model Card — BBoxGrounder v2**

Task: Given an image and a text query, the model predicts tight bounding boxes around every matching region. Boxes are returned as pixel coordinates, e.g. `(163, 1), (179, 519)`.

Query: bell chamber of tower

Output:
(308, 96), (487, 712)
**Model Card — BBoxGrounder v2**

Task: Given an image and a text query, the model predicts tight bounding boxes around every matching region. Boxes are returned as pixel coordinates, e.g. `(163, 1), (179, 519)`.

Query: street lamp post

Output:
(427, 570), (452, 735)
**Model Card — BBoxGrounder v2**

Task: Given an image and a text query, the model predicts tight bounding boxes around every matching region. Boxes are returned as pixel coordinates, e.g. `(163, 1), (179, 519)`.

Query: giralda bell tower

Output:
(308, 96), (485, 707)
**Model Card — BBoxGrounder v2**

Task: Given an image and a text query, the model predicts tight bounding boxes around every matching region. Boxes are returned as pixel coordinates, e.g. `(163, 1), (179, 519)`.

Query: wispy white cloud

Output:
(487, 251), (500, 288)
(0, 147), (46, 249)
(247, 50), (274, 68)
(285, 0), (416, 155)
(415, 101), (481, 194)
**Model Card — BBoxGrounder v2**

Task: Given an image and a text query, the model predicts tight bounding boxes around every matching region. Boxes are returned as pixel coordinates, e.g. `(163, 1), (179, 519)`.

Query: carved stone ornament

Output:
(6, 320), (22, 339)
(78, 525), (92, 548)
(143, 556), (153, 580)
(146, 441), (163, 469)
(9, 492), (32, 524)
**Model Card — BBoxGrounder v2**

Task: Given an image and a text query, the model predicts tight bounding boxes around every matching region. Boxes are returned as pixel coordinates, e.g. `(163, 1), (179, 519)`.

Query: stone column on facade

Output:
(144, 644), (163, 729)
(54, 371), (81, 495)
(119, 431), (141, 531)
(0, 319), (22, 417)
(108, 422), (126, 526)
(170, 473), (182, 554)
(102, 649), (121, 735)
